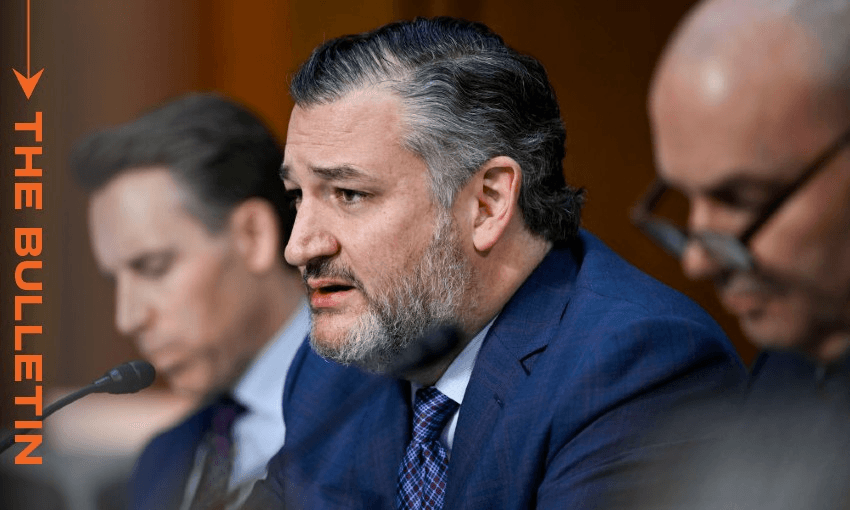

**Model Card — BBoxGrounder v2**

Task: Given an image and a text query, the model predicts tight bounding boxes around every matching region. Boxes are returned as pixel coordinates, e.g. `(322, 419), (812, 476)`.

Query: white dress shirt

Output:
(412, 317), (497, 456)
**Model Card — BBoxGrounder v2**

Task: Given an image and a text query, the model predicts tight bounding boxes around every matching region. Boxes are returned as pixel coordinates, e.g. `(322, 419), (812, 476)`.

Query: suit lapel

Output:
(362, 378), (411, 505)
(147, 406), (211, 510)
(445, 247), (578, 506)
(283, 343), (412, 509)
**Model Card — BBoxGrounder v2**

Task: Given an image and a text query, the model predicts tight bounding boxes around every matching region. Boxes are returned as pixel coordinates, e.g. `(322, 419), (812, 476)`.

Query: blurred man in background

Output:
(247, 17), (743, 509)
(642, 0), (850, 374)
(622, 0), (850, 507)
(71, 93), (308, 510)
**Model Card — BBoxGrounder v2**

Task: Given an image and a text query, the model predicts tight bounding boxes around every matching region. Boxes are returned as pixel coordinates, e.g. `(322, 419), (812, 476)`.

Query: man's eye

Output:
(337, 188), (366, 204)
(142, 261), (171, 278)
(132, 254), (174, 279)
(709, 189), (763, 211)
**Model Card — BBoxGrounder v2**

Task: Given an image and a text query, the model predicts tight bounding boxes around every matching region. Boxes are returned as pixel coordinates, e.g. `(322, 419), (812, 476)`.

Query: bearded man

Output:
(248, 17), (744, 509)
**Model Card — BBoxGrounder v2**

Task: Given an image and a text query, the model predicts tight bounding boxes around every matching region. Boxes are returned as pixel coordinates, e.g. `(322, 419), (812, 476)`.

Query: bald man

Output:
(612, 0), (850, 507)
(641, 0), (850, 364)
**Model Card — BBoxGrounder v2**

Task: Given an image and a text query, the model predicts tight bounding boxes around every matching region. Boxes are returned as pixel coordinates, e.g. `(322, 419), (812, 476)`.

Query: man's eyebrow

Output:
(704, 175), (784, 196)
(126, 249), (174, 270)
(680, 173), (787, 206)
(279, 164), (373, 182)
(312, 165), (370, 181)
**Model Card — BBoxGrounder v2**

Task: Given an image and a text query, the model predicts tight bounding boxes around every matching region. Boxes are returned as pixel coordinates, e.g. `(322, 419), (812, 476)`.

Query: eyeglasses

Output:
(631, 126), (850, 272)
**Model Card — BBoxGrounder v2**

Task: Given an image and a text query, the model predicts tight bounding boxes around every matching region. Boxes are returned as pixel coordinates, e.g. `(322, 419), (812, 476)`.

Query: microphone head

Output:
(94, 360), (157, 394)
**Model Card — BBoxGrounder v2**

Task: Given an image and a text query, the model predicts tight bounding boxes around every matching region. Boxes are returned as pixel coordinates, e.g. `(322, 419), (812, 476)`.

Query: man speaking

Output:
(71, 93), (308, 509)
(250, 17), (743, 509)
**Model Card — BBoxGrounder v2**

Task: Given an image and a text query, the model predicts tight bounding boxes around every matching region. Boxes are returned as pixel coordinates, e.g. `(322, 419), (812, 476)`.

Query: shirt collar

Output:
(433, 316), (497, 405)
(232, 301), (310, 419)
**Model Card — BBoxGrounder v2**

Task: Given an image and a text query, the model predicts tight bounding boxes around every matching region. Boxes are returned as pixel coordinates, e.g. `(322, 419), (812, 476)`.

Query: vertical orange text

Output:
(13, 112), (44, 465)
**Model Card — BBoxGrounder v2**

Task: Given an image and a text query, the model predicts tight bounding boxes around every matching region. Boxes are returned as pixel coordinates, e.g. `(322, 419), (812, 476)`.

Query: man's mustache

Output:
(715, 264), (849, 315)
(303, 257), (366, 293)
(716, 271), (784, 298)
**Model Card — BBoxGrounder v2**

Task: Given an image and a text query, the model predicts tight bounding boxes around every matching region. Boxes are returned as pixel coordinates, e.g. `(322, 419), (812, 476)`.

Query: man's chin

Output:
(310, 309), (362, 341)
(308, 334), (346, 362)
(744, 316), (850, 363)
(308, 321), (358, 363)
(308, 321), (404, 375)
(164, 365), (217, 400)
(738, 312), (817, 356)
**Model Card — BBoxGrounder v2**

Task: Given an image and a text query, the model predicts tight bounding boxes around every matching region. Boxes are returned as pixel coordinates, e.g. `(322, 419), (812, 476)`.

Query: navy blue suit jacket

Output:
(251, 231), (744, 509)
(128, 404), (217, 510)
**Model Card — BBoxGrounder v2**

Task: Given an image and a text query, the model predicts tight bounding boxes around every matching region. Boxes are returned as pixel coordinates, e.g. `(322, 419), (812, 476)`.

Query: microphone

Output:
(91, 360), (157, 394)
(0, 360), (156, 454)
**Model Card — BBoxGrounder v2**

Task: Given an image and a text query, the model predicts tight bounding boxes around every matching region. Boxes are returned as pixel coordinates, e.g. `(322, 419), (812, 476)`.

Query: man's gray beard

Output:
(309, 213), (472, 373)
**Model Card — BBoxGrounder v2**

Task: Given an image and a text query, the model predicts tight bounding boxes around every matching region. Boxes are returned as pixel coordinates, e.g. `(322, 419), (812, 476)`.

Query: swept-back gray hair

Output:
(290, 17), (585, 244)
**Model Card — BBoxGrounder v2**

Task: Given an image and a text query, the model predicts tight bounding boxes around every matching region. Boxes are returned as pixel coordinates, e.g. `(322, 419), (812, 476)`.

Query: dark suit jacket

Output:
(749, 350), (850, 400)
(603, 351), (850, 509)
(128, 404), (217, 510)
(250, 231), (745, 509)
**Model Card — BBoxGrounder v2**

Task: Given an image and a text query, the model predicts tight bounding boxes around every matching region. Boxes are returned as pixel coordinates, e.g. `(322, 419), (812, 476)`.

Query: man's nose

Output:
(114, 276), (150, 337)
(681, 200), (724, 281)
(681, 240), (723, 281)
(284, 200), (340, 268)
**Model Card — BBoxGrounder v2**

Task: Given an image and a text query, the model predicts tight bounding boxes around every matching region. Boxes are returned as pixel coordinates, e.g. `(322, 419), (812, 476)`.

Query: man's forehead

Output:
(285, 89), (403, 144)
(651, 67), (837, 194)
(88, 169), (196, 265)
(282, 89), (416, 181)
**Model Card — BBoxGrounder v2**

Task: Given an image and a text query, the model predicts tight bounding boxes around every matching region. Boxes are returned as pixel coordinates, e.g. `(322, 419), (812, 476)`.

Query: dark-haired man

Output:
(249, 17), (744, 509)
(71, 93), (308, 510)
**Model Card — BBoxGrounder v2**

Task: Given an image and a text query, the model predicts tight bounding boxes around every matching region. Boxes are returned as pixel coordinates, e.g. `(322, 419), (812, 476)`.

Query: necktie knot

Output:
(412, 387), (458, 444)
(207, 395), (246, 458)
(210, 395), (246, 437)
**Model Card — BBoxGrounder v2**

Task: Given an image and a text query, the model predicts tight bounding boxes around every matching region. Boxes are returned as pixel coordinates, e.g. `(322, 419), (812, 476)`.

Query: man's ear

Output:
(468, 156), (522, 252)
(229, 198), (281, 273)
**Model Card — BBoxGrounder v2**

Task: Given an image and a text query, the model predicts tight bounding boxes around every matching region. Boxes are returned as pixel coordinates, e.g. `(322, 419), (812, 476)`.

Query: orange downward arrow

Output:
(13, 68), (44, 100)
(13, 0), (43, 100)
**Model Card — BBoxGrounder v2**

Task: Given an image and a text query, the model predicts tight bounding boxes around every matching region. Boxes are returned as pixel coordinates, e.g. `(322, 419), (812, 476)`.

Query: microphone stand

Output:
(0, 385), (99, 454)
(0, 360), (156, 455)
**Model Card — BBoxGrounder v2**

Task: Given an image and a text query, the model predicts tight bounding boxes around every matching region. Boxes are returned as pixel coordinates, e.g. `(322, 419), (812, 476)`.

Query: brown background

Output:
(0, 0), (753, 418)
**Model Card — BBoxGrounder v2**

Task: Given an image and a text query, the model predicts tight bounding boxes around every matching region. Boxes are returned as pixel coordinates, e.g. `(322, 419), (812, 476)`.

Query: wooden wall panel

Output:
(196, 0), (294, 137)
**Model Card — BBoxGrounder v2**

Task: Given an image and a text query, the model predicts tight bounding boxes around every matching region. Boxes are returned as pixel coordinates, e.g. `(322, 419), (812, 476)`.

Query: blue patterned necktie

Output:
(396, 387), (459, 510)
